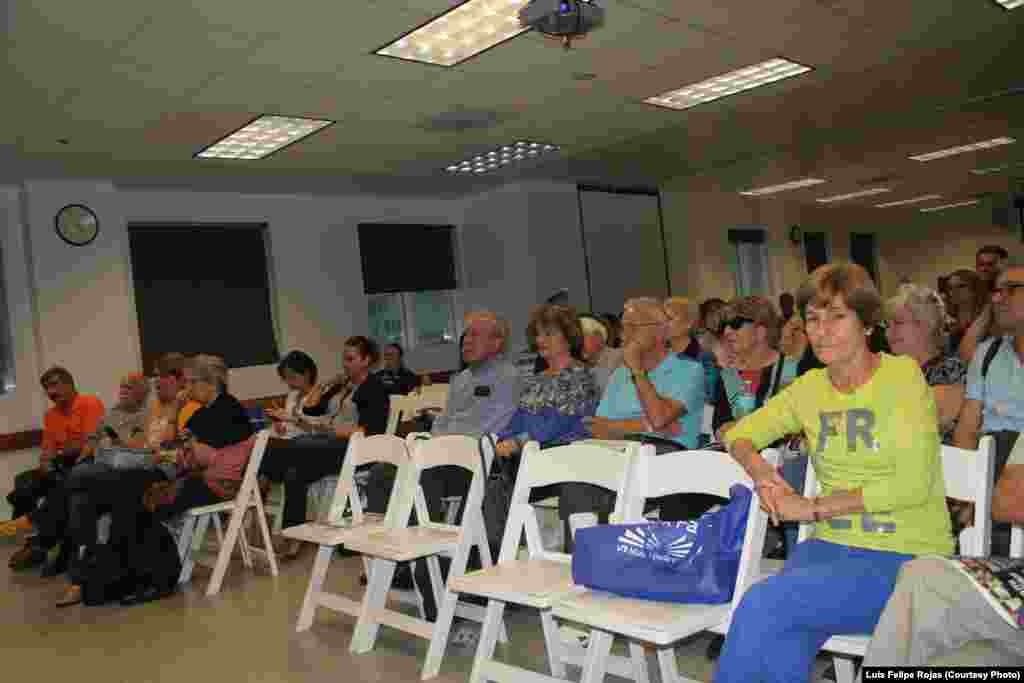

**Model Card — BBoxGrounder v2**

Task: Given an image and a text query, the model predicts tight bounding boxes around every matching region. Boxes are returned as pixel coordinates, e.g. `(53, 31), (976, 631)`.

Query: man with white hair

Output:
(579, 313), (622, 394)
(587, 297), (705, 451)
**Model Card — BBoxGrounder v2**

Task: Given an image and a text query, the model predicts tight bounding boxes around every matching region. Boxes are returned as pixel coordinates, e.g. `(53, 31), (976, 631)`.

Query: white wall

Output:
(459, 181), (589, 351)
(0, 179), (591, 434)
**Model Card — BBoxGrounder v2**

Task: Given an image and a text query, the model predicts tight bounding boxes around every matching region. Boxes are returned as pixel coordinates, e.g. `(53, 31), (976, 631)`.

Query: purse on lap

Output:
(571, 484), (752, 604)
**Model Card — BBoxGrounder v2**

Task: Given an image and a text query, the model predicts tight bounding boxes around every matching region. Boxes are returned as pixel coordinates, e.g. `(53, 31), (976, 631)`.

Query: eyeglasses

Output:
(992, 283), (1024, 298)
(721, 317), (755, 332)
(621, 320), (663, 330)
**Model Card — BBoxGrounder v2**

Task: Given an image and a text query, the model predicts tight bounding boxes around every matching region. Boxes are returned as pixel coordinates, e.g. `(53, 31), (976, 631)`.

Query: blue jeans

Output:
(715, 539), (912, 683)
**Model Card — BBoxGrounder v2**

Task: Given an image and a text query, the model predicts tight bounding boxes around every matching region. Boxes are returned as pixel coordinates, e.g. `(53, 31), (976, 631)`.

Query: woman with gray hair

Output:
(884, 284), (966, 443)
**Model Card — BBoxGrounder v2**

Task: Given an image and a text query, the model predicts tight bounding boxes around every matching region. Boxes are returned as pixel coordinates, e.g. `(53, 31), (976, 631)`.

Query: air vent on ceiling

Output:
(416, 109), (503, 133)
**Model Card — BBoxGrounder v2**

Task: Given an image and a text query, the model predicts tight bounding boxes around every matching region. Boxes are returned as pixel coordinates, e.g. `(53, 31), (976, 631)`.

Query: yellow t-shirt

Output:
(725, 353), (954, 556)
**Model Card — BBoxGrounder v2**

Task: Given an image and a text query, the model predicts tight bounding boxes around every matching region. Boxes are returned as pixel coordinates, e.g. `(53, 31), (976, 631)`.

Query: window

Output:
(367, 291), (457, 351)
(128, 224), (280, 372)
(729, 228), (771, 297)
(850, 232), (879, 285)
(804, 231), (829, 273)
(0, 240), (14, 393)
(359, 223), (459, 351)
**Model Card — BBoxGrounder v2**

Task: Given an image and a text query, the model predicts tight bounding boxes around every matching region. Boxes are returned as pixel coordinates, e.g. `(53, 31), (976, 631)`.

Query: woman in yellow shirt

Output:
(715, 263), (953, 683)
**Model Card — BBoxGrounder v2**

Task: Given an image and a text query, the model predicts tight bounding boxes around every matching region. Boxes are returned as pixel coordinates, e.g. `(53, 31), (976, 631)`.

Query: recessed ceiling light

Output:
(909, 136), (1016, 162)
(644, 58), (812, 111)
(919, 199), (983, 213)
(739, 177), (826, 196)
(375, 0), (531, 67)
(875, 194), (943, 208)
(992, 0), (1023, 9)
(195, 115), (333, 160)
(443, 140), (560, 174)
(815, 188), (891, 204)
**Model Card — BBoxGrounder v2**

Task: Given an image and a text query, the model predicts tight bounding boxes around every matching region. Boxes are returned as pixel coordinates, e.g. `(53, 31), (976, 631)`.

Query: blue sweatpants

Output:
(715, 539), (912, 683)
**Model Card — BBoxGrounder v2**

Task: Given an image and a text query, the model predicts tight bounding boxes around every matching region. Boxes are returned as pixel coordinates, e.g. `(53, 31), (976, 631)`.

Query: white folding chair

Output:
(701, 403), (715, 442)
(282, 432), (421, 631)
(552, 448), (777, 683)
(343, 434), (507, 679)
(176, 429), (280, 596)
(810, 436), (996, 683)
(387, 393), (447, 436)
(450, 440), (651, 683)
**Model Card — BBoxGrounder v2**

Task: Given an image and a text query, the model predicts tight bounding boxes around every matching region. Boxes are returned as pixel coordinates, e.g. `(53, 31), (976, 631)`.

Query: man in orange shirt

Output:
(3, 367), (104, 567)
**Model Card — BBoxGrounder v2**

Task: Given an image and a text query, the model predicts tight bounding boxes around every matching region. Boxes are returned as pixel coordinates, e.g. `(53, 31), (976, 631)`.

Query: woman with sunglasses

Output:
(714, 263), (952, 683)
(712, 296), (798, 443)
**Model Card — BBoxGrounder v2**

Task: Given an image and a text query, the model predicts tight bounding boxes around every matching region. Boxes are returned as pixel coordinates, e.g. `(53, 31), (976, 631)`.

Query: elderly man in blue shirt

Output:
(365, 309), (521, 513)
(585, 297), (708, 522)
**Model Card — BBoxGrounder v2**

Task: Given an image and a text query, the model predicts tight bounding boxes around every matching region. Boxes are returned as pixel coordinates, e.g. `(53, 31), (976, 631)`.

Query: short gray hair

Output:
(189, 354), (229, 392)
(464, 310), (510, 353)
(885, 284), (947, 351)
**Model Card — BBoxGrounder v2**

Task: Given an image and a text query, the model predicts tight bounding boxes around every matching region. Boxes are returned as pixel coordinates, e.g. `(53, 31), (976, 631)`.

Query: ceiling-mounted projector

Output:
(519, 0), (606, 50)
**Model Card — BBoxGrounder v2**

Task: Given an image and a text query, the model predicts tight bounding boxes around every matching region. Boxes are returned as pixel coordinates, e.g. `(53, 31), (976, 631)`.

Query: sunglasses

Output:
(720, 317), (755, 333)
(993, 283), (1024, 298)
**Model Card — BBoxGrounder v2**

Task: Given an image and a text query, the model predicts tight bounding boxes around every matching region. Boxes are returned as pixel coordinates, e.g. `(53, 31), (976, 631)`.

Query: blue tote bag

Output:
(571, 484), (752, 604)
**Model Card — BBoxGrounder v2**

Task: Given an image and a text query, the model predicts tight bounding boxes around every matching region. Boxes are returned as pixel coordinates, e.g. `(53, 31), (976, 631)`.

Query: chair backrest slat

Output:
(499, 441), (647, 564)
(325, 432), (411, 526)
(386, 393), (447, 435)
(620, 446), (778, 616)
(620, 449), (751, 513)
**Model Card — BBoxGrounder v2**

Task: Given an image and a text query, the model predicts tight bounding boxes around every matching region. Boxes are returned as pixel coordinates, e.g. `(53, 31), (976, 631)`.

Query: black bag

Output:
(82, 519), (181, 607)
(478, 435), (514, 556)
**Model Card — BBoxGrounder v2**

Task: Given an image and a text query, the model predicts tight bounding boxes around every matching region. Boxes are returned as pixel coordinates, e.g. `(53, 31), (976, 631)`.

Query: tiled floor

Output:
(1, 536), (844, 683)
(0, 539), (731, 683)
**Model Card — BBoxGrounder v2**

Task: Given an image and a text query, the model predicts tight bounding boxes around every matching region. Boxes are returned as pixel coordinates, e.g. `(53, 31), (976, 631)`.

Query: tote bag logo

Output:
(616, 521), (701, 565)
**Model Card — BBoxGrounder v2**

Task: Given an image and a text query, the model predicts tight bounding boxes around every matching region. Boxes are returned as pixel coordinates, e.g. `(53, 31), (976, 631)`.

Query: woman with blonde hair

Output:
(884, 284), (966, 443)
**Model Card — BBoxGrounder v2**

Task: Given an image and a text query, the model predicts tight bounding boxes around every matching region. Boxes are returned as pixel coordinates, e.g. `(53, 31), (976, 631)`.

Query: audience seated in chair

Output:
(55, 354), (253, 607)
(664, 295), (702, 360)
(578, 313), (622, 395)
(260, 339), (390, 560)
(376, 343), (422, 396)
(860, 432), (1024, 670)
(3, 367), (105, 571)
(586, 297), (706, 525)
(714, 263), (954, 683)
(365, 310), (521, 522)
(492, 304), (600, 550)
(954, 260), (1024, 554)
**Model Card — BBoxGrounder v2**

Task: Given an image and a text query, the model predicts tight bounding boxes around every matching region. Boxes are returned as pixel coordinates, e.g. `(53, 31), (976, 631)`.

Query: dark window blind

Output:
(128, 224), (279, 372)
(358, 224), (457, 294)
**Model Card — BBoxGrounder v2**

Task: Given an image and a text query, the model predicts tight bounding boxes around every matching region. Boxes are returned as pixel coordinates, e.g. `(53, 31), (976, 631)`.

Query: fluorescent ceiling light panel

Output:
(375, 0), (531, 67)
(919, 199), (982, 213)
(815, 188), (891, 204)
(739, 177), (826, 196)
(195, 115), (333, 160)
(875, 194), (943, 208)
(444, 140), (559, 174)
(993, 0), (1023, 9)
(645, 58), (812, 111)
(909, 136), (1016, 162)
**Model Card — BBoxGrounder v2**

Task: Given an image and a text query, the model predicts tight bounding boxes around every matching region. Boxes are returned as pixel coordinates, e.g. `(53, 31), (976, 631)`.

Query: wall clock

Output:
(55, 204), (100, 246)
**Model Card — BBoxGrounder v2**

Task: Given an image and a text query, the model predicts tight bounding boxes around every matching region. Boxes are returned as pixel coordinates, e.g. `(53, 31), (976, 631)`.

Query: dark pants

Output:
(152, 477), (222, 521)
(6, 452), (79, 520)
(259, 436), (348, 529)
